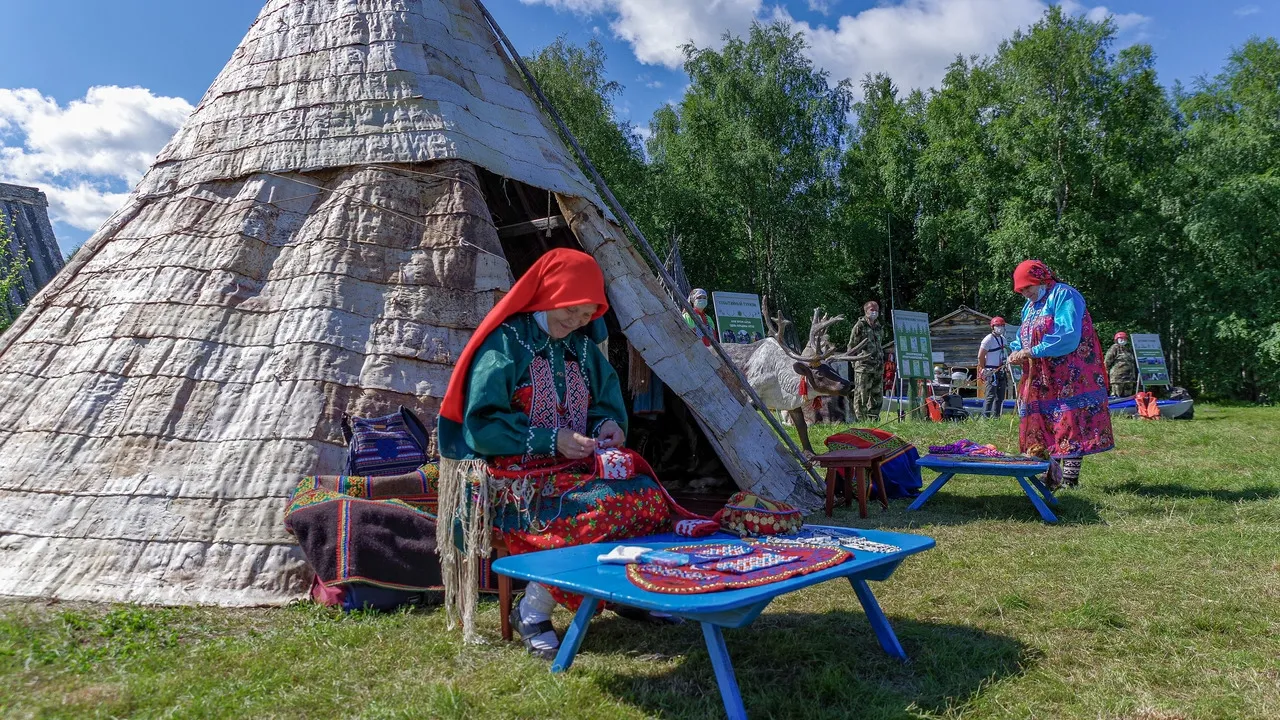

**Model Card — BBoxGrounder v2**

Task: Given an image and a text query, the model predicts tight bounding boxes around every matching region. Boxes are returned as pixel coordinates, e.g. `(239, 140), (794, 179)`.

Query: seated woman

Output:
(436, 248), (700, 659)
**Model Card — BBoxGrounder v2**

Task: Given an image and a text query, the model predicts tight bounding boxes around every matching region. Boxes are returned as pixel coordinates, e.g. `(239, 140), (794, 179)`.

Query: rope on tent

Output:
(367, 164), (488, 200)
(472, 0), (826, 493)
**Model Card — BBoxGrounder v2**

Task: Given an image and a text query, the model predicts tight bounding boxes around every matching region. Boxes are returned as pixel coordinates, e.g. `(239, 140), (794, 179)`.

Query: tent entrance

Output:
(477, 170), (736, 514)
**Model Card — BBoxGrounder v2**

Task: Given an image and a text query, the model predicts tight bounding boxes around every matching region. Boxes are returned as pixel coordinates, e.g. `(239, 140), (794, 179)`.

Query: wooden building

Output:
(930, 306), (1023, 398)
(0, 183), (65, 305)
(931, 306), (994, 369)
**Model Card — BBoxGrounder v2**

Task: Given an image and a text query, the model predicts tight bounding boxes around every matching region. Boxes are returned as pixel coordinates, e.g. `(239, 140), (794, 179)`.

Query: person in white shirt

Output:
(978, 317), (1010, 418)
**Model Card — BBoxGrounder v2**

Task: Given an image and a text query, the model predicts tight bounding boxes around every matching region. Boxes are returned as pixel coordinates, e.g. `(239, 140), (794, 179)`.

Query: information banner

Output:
(1130, 333), (1170, 387)
(892, 310), (934, 379)
(711, 292), (767, 345)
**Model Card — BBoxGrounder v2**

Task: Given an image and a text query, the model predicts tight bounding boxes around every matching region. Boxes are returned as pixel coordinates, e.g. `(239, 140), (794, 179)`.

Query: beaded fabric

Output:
(626, 542), (849, 593)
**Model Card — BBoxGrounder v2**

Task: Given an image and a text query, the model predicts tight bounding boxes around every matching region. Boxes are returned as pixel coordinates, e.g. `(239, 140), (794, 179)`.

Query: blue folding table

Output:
(491, 526), (934, 720)
(908, 455), (1058, 523)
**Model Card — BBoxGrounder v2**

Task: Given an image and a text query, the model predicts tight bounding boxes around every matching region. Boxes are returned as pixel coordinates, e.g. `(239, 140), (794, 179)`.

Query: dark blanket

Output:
(284, 466), (443, 591)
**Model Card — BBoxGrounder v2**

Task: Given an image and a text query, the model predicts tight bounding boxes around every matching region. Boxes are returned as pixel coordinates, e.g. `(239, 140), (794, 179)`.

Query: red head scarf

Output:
(440, 248), (609, 423)
(1012, 260), (1057, 292)
(990, 316), (1005, 327)
(1115, 331), (1128, 340)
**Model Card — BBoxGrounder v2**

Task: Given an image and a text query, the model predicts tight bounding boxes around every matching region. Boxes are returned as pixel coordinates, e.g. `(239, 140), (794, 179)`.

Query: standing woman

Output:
(1006, 260), (1114, 488)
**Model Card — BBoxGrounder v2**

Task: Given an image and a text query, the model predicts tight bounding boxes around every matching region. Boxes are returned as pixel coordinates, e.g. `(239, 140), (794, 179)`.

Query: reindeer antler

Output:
(762, 296), (796, 350)
(766, 303), (851, 365)
(762, 296), (812, 362)
(806, 309), (845, 356)
(824, 328), (873, 364)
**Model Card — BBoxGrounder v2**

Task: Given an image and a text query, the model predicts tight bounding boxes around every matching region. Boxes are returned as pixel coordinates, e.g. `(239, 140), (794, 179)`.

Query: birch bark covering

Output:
(0, 164), (508, 604)
(0, 0), (814, 606)
(136, 0), (603, 206)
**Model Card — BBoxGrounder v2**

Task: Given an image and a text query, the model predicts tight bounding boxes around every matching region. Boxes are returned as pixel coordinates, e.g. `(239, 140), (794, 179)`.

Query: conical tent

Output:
(0, 0), (817, 606)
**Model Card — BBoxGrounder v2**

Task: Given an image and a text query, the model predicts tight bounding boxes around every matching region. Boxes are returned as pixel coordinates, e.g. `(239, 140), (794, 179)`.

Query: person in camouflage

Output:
(1105, 331), (1138, 397)
(851, 300), (885, 421)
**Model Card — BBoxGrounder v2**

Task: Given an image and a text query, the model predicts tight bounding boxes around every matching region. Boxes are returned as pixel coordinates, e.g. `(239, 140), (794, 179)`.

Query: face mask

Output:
(1118, 339), (1127, 346)
(692, 295), (708, 310)
(1031, 286), (1047, 302)
(868, 311), (879, 321)
(533, 311), (550, 335)
(993, 327), (1005, 337)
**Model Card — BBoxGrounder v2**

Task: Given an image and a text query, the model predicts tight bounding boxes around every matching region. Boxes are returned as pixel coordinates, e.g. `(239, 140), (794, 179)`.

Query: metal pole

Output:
(887, 212), (897, 318)
(472, 0), (824, 490)
(887, 212), (908, 421)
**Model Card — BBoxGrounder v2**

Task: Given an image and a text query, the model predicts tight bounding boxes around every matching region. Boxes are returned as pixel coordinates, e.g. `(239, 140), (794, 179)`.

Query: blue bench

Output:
(908, 455), (1058, 523)
(491, 525), (934, 720)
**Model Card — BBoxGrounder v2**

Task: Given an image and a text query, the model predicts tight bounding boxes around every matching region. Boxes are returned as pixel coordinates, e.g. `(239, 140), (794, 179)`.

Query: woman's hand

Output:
(557, 429), (597, 459)
(595, 420), (626, 449)
(1008, 349), (1032, 365)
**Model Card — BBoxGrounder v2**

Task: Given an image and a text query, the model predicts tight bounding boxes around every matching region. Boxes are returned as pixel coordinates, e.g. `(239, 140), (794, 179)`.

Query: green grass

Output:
(3, 406), (1279, 719)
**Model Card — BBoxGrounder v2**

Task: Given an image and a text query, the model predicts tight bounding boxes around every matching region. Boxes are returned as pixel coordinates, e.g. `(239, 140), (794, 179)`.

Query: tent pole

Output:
(472, 0), (824, 490)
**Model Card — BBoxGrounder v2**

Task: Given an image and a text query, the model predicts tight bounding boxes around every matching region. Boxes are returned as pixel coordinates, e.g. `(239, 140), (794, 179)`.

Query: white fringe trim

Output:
(437, 457), (493, 644)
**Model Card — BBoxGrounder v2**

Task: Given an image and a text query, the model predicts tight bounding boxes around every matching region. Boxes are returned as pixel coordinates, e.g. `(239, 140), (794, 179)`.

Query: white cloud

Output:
(1233, 4), (1260, 16)
(783, 0), (1047, 95)
(784, 0), (1152, 97)
(637, 73), (665, 89)
(0, 86), (192, 232)
(521, 0), (762, 68)
(808, 0), (835, 14)
(524, 0), (1151, 97)
(1060, 0), (1150, 32)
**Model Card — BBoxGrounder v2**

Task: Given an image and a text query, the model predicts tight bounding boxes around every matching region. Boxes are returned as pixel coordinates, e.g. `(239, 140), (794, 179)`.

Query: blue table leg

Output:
(849, 578), (908, 661)
(1027, 473), (1059, 505)
(552, 595), (600, 673)
(1015, 475), (1059, 524)
(907, 472), (954, 511)
(701, 622), (748, 720)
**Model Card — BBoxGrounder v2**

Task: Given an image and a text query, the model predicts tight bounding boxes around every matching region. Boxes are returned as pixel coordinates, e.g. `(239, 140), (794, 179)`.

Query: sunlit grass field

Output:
(2, 406), (1277, 719)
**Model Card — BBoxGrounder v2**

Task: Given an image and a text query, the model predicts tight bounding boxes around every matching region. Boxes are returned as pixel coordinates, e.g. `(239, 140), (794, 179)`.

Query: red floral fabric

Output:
(489, 347), (700, 609)
(1018, 308), (1115, 458)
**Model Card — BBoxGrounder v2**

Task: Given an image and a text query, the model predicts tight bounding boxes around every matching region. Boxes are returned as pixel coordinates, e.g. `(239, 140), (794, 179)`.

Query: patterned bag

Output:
(713, 491), (804, 536)
(341, 406), (431, 476)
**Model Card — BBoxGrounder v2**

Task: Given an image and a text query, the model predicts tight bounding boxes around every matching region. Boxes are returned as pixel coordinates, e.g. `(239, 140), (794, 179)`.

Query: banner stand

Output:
(892, 310), (933, 421)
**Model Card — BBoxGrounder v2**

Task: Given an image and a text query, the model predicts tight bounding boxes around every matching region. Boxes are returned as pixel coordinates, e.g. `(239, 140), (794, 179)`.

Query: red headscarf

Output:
(1115, 331), (1128, 340)
(990, 316), (1005, 327)
(440, 248), (609, 423)
(1012, 260), (1057, 292)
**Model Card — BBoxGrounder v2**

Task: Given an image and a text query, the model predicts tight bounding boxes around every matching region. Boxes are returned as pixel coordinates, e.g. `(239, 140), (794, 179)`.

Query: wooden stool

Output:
(812, 447), (892, 518)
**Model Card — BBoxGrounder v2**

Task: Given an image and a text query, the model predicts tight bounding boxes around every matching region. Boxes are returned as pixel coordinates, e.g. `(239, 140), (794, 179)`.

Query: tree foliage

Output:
(644, 23), (855, 336)
(525, 37), (650, 218)
(0, 214), (29, 335)
(525, 17), (1280, 399)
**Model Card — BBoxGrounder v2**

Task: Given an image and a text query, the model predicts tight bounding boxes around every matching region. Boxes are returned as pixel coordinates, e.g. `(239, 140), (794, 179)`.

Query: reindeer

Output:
(723, 299), (870, 454)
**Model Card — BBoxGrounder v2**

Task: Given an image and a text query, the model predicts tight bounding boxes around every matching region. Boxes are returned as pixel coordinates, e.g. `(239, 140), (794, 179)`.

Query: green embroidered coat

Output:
(438, 314), (626, 460)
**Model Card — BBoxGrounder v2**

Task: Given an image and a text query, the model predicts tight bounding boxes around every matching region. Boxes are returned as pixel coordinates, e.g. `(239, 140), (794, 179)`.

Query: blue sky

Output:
(0, 0), (1274, 254)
